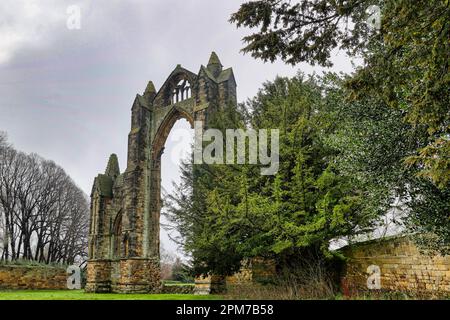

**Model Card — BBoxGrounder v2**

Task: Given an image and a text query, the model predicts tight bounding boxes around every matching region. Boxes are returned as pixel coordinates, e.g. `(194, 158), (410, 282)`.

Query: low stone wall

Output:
(194, 275), (227, 295)
(162, 284), (194, 294)
(0, 265), (67, 290)
(226, 258), (276, 286)
(341, 236), (449, 297)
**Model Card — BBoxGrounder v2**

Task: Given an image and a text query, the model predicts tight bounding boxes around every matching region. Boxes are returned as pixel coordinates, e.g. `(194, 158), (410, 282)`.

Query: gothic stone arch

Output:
(86, 52), (237, 293)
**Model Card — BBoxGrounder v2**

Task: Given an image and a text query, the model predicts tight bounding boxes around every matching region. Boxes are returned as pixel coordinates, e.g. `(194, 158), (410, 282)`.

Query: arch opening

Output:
(152, 107), (194, 162)
(112, 212), (122, 258)
(157, 118), (194, 282)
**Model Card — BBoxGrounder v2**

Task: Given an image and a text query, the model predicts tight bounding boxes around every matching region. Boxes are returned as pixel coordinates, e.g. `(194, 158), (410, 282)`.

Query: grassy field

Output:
(0, 290), (223, 300)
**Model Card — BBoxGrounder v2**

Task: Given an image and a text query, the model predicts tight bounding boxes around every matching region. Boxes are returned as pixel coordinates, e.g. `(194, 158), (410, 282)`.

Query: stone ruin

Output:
(86, 52), (237, 293)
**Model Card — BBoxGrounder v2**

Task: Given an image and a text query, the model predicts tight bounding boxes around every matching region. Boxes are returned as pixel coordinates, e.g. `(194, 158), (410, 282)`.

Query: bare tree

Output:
(0, 133), (88, 265)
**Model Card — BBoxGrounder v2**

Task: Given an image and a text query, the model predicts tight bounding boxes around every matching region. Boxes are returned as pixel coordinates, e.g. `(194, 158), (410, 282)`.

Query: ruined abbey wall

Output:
(86, 52), (237, 293)
(341, 236), (449, 297)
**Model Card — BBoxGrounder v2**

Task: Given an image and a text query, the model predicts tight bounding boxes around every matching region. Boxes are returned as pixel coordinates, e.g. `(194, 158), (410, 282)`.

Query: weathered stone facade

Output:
(0, 265), (67, 290)
(341, 236), (450, 297)
(86, 52), (237, 293)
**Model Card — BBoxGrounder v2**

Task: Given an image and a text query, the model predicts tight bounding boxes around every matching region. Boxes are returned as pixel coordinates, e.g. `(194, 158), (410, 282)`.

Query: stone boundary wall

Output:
(194, 275), (227, 295)
(341, 236), (449, 297)
(0, 265), (67, 290)
(226, 258), (276, 287)
(162, 284), (194, 294)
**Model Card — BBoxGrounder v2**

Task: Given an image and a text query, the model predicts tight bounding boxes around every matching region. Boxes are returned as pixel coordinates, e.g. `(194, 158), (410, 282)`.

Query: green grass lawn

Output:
(0, 290), (223, 300)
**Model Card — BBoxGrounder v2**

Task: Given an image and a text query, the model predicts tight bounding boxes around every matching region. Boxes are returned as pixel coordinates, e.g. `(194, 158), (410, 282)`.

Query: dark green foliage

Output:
(325, 73), (449, 253)
(164, 0), (449, 276)
(230, 0), (371, 67)
(171, 258), (194, 283)
(165, 75), (373, 275)
(406, 182), (450, 255)
(231, 0), (450, 188)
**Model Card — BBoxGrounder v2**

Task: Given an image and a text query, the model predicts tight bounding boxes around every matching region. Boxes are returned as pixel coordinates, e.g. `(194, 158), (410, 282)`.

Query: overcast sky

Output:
(0, 0), (357, 256)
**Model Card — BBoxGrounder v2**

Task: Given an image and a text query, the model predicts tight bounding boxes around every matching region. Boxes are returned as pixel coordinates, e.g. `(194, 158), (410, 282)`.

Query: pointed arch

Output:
(151, 106), (194, 162)
(112, 211), (122, 258)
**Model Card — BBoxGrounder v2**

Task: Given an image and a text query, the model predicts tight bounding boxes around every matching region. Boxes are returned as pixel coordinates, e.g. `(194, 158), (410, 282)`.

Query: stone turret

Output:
(105, 154), (120, 179)
(143, 81), (156, 101)
(207, 51), (223, 78)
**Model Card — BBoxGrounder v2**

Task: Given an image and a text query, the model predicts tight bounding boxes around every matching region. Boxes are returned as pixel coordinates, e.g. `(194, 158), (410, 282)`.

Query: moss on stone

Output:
(105, 154), (120, 178)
